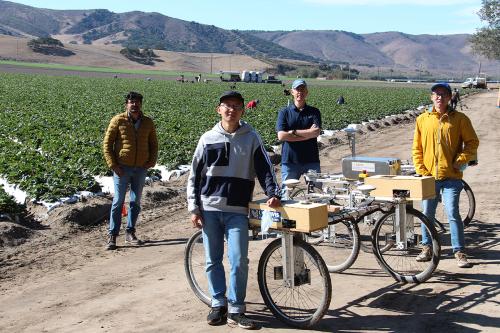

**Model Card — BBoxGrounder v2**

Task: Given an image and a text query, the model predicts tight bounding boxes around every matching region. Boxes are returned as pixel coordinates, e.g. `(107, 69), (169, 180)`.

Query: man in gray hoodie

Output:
(187, 91), (281, 329)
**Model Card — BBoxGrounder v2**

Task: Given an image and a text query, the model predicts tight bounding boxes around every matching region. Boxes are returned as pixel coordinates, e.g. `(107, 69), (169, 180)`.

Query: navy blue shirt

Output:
(276, 104), (321, 164)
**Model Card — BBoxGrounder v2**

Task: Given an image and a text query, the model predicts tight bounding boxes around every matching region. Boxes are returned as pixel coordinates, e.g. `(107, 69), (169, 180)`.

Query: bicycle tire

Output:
(372, 206), (440, 283)
(184, 230), (211, 306)
(306, 229), (325, 245)
(257, 237), (332, 328)
(310, 221), (360, 273)
(430, 179), (475, 231)
(462, 180), (475, 228)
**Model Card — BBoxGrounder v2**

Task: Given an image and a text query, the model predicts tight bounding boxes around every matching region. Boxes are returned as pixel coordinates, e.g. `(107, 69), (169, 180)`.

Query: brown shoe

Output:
(455, 251), (472, 268)
(416, 245), (432, 262)
(125, 231), (144, 245)
(106, 235), (117, 250)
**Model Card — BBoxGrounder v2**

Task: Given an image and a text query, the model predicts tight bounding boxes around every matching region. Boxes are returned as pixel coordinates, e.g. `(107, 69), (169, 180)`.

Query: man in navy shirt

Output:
(276, 79), (322, 190)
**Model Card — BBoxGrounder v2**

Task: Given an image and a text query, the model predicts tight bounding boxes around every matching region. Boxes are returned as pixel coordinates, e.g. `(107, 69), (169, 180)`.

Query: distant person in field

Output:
(187, 91), (280, 329)
(102, 91), (158, 250)
(337, 95), (345, 105)
(450, 88), (460, 110)
(276, 79), (322, 197)
(246, 99), (259, 109)
(412, 82), (479, 268)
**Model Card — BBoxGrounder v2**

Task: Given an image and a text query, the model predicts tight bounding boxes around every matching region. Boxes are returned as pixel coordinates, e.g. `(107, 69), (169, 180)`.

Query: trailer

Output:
(264, 75), (282, 84)
(220, 70), (277, 83)
(219, 71), (241, 82)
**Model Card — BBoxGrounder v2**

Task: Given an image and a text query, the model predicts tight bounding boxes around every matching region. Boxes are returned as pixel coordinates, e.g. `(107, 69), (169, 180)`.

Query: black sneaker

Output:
(227, 313), (257, 330)
(106, 235), (117, 250)
(125, 231), (144, 245)
(207, 306), (227, 326)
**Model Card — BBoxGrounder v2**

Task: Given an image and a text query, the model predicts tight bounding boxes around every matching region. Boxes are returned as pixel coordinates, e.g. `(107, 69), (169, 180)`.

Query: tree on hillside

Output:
(27, 37), (75, 56)
(470, 0), (500, 60)
(28, 37), (64, 48)
(120, 47), (161, 66)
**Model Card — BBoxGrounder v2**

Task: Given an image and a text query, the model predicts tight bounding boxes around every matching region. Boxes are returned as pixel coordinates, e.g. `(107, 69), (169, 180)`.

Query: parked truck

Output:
(462, 73), (487, 89)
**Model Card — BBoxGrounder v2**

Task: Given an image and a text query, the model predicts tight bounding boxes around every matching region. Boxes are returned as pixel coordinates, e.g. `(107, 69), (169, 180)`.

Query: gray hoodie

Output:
(187, 121), (280, 215)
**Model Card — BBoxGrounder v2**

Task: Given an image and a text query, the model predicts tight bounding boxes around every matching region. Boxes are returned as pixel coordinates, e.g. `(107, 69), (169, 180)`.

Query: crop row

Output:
(0, 72), (430, 201)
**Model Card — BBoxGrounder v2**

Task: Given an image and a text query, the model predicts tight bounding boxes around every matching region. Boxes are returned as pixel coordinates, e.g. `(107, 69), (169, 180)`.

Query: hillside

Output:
(0, 1), (313, 62)
(252, 30), (499, 77)
(0, 0), (498, 77)
(0, 35), (273, 73)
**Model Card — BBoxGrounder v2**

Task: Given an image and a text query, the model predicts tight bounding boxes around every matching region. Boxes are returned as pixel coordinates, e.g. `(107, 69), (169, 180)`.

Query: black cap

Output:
(219, 91), (244, 104)
(125, 91), (143, 102)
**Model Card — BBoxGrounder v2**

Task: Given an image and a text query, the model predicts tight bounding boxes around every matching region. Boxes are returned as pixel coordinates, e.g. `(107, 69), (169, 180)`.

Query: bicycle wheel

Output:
(309, 221), (360, 273)
(184, 230), (228, 306)
(305, 228), (325, 245)
(257, 237), (331, 328)
(359, 211), (383, 253)
(433, 180), (475, 229)
(462, 180), (476, 228)
(372, 207), (440, 283)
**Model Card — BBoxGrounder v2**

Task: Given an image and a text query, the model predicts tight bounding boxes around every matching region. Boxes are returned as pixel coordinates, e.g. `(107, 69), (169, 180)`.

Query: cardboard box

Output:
(364, 175), (435, 201)
(249, 199), (328, 233)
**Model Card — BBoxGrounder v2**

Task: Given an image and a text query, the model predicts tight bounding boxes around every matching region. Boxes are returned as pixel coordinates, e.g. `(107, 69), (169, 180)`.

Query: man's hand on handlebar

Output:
(267, 197), (281, 208)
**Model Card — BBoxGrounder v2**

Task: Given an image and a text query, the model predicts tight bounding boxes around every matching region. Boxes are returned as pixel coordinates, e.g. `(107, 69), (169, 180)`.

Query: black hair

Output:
(125, 91), (143, 102)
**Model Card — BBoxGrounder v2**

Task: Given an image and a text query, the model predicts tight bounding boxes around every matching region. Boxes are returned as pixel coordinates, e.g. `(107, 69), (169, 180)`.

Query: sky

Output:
(11, 0), (484, 35)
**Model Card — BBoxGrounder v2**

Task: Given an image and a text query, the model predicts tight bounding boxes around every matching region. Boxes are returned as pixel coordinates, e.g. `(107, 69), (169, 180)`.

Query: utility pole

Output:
(210, 54), (213, 74)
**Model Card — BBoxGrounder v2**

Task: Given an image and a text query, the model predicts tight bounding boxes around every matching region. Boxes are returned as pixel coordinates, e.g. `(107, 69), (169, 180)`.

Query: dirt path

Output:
(0, 91), (499, 332)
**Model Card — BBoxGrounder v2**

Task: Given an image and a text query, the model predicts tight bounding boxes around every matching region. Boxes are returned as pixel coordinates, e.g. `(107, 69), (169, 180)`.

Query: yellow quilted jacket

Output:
(412, 107), (479, 180)
(103, 112), (158, 168)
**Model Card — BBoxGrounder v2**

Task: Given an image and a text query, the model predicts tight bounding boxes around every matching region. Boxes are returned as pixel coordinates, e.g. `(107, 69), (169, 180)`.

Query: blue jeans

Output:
(281, 162), (321, 199)
(421, 179), (465, 252)
(108, 166), (147, 235)
(201, 211), (249, 314)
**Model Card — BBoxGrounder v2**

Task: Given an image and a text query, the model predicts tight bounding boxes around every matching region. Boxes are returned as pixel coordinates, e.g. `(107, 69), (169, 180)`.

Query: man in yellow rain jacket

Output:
(412, 82), (479, 268)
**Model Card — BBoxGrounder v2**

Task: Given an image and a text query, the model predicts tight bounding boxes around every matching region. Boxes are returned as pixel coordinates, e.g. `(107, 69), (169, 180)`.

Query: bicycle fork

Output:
(276, 232), (309, 288)
(393, 201), (416, 250)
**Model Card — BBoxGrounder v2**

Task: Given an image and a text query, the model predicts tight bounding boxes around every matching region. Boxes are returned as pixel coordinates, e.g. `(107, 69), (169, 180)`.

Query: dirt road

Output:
(0, 91), (498, 332)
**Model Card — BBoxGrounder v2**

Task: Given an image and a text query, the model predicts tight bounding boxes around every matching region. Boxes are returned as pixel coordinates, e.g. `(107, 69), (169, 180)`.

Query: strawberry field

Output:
(0, 72), (430, 202)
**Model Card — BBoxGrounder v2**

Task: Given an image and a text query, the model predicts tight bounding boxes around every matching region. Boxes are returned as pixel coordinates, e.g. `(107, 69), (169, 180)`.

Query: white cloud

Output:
(305, 0), (478, 5)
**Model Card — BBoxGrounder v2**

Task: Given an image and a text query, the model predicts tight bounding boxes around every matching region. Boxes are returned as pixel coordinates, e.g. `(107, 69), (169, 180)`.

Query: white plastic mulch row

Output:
(1, 163), (191, 214)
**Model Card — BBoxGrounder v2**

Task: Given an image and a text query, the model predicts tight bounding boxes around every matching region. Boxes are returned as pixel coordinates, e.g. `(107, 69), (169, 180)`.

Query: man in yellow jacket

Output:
(412, 82), (479, 268)
(103, 92), (158, 250)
